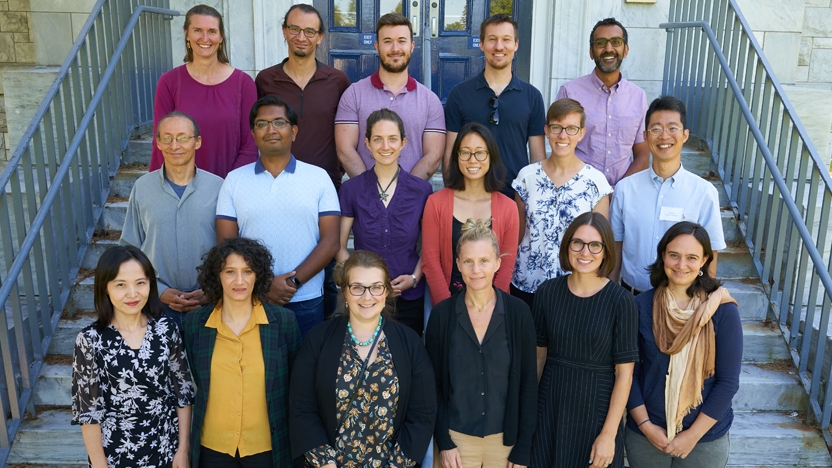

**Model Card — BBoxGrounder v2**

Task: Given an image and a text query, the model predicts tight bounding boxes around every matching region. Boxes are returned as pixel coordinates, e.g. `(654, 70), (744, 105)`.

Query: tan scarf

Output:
(652, 285), (737, 441)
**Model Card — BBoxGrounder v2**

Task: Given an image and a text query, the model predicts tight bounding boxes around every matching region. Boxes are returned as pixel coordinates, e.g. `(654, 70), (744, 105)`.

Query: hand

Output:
(268, 272), (298, 305)
(172, 449), (189, 468)
(663, 428), (702, 459)
(184, 288), (208, 305)
(160, 288), (202, 313)
(390, 274), (415, 297)
(440, 448), (463, 468)
(640, 421), (669, 452)
(589, 433), (615, 467)
(507, 463), (527, 468)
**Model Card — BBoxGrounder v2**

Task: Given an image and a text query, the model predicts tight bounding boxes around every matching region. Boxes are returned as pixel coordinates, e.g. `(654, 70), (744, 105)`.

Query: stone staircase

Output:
(5, 139), (832, 466)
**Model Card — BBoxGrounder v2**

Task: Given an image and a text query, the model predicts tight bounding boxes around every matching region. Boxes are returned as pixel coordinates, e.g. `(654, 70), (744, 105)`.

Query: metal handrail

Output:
(0, 0), (177, 462)
(661, 0), (832, 433)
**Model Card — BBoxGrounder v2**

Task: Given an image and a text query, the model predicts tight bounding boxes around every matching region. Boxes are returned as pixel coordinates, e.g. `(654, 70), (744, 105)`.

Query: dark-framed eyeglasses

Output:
(547, 124), (582, 136)
(285, 25), (320, 38)
(157, 135), (197, 145)
(569, 239), (605, 254)
(254, 119), (291, 130)
(592, 37), (625, 48)
(458, 150), (489, 161)
(348, 283), (387, 296)
(489, 95), (499, 125)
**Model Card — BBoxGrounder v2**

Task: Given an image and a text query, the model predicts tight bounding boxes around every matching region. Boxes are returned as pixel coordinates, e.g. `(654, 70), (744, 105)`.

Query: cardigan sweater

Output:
(425, 289), (538, 466)
(182, 302), (301, 468)
(288, 315), (437, 464)
(421, 188), (519, 305)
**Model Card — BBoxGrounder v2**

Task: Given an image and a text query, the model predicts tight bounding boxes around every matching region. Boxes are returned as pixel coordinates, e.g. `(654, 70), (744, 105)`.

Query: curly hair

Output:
(197, 237), (275, 305)
(93, 245), (162, 332)
(333, 250), (396, 318)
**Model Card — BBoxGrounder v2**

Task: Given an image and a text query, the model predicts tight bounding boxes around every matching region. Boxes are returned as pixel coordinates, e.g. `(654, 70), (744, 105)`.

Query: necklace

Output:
(348, 316), (383, 346)
(466, 290), (495, 313)
(376, 166), (401, 202)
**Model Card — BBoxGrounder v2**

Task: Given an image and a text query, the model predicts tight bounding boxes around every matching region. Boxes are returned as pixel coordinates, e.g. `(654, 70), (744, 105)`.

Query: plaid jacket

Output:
(182, 302), (301, 467)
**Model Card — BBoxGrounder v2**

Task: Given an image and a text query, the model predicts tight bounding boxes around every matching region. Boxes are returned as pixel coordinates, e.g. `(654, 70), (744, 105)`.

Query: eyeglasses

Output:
(592, 37), (625, 48)
(348, 283), (387, 296)
(547, 124), (582, 136)
(285, 25), (320, 38)
(647, 126), (683, 136)
(489, 96), (499, 125)
(458, 150), (489, 161)
(569, 239), (605, 254)
(157, 135), (197, 145)
(254, 119), (291, 130)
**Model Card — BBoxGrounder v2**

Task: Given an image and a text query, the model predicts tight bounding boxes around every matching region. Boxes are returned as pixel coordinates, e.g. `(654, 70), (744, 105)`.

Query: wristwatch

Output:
(288, 275), (302, 288)
(410, 274), (418, 289)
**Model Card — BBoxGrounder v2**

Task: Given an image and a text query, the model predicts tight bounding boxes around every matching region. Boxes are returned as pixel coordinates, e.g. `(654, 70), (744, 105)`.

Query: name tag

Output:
(659, 206), (684, 222)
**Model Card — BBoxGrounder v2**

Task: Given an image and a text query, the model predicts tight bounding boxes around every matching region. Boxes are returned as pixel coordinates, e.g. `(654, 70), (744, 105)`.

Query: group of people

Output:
(70, 3), (742, 468)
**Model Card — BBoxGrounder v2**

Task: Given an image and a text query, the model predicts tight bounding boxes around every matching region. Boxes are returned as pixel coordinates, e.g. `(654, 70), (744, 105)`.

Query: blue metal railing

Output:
(0, 0), (177, 462)
(661, 0), (832, 434)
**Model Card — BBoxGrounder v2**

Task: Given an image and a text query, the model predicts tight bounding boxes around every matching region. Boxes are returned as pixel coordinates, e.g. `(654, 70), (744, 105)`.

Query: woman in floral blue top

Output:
(511, 99), (612, 309)
(71, 245), (194, 468)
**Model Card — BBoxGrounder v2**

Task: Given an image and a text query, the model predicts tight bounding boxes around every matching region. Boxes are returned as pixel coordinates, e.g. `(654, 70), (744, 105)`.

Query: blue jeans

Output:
(284, 295), (324, 339)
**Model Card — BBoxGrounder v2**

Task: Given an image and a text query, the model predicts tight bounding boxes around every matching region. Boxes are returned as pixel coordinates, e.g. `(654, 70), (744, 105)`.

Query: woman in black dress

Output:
(530, 212), (638, 468)
(72, 245), (194, 468)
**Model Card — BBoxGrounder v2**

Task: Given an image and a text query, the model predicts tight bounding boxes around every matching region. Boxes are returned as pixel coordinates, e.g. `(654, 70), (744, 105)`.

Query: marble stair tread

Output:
(7, 409), (86, 466)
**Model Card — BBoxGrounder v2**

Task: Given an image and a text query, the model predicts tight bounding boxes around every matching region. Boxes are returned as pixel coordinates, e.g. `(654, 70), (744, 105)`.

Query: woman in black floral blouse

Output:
(289, 250), (437, 467)
(71, 245), (194, 468)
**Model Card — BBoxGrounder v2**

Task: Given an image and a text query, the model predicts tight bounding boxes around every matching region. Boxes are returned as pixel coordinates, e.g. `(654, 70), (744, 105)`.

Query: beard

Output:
(292, 48), (310, 57)
(380, 53), (411, 73)
(593, 51), (623, 73)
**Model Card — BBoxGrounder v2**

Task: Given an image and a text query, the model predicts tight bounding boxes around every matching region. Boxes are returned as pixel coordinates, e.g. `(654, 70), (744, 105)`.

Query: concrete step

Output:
(717, 245), (759, 279)
(724, 280), (769, 320)
(727, 411), (832, 466)
(47, 315), (95, 357)
(742, 320), (792, 363)
(80, 238), (119, 269)
(124, 136), (153, 166)
(7, 409), (85, 466)
(96, 200), (127, 231)
(33, 363), (71, 407)
(722, 209), (741, 243)
(110, 167), (147, 198)
(70, 277), (94, 313)
(733, 363), (808, 412)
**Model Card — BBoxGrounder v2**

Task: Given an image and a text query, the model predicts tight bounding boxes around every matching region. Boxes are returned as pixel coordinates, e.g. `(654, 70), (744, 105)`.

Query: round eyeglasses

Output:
(547, 124), (582, 136)
(458, 150), (489, 161)
(569, 239), (605, 254)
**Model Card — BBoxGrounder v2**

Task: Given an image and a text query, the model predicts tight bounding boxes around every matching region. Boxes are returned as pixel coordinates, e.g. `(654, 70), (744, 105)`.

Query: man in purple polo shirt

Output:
(556, 17), (649, 186)
(335, 13), (446, 181)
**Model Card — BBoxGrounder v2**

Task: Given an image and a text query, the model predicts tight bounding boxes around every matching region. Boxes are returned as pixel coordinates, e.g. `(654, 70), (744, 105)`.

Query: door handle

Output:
(429, 1), (439, 38)
(411, 0), (420, 37)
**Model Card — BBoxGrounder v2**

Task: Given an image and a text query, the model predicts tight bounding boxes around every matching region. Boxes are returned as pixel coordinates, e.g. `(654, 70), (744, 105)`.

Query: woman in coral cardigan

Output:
(422, 122), (519, 306)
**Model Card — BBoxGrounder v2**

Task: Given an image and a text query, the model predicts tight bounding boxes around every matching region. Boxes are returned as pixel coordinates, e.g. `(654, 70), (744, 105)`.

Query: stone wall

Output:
(800, 0), (832, 85)
(0, 0), (36, 162)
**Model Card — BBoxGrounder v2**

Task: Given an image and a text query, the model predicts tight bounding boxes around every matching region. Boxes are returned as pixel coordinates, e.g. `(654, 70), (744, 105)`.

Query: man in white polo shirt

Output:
(216, 95), (340, 337)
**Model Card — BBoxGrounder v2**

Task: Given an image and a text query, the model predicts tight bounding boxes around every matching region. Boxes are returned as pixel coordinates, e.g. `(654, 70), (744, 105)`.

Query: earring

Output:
(186, 41), (191, 50)
(218, 43), (222, 50)
(698, 270), (703, 277)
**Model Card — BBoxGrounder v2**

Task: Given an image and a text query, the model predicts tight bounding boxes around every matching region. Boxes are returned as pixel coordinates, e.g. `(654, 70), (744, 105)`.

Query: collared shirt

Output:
(120, 167), (224, 295)
(445, 71), (546, 192)
(201, 302), (272, 457)
(339, 168), (432, 301)
(255, 59), (351, 189)
(216, 156), (341, 302)
(447, 290), (510, 437)
(611, 165), (727, 291)
(335, 71), (446, 172)
(556, 71), (648, 186)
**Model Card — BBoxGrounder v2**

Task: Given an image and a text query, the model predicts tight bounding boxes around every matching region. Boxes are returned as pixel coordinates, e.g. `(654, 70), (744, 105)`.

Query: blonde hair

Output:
(455, 218), (500, 258)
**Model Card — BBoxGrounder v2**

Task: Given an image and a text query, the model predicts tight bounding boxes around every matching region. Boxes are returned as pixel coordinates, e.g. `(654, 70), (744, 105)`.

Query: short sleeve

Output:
(610, 185), (625, 242)
(700, 184), (726, 251)
(318, 176), (340, 216)
(527, 86), (546, 137)
(633, 89), (648, 145)
(163, 319), (195, 407)
(71, 331), (105, 425)
(215, 175), (237, 221)
(425, 92), (446, 133)
(339, 179), (357, 218)
(555, 83), (568, 101)
(511, 168), (530, 205)
(612, 291), (640, 364)
(335, 84), (359, 124)
(444, 88), (463, 133)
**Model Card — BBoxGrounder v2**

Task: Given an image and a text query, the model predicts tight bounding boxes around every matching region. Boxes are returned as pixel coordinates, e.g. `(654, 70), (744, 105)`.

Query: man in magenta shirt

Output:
(556, 17), (649, 186)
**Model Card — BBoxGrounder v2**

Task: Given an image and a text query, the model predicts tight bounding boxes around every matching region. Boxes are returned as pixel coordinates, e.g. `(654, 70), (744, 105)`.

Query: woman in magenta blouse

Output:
(150, 5), (257, 178)
(336, 109), (433, 336)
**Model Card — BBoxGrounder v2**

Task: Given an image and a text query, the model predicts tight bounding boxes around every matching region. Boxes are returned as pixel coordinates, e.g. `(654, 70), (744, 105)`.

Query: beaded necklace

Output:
(347, 316), (383, 346)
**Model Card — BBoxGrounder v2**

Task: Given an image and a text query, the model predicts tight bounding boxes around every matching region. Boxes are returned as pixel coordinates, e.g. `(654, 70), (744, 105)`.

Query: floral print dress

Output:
(71, 316), (195, 468)
(511, 163), (612, 293)
(306, 333), (414, 468)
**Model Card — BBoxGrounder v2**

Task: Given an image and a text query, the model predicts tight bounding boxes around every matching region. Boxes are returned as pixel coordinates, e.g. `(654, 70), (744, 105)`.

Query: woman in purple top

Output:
(337, 109), (433, 336)
(150, 5), (257, 179)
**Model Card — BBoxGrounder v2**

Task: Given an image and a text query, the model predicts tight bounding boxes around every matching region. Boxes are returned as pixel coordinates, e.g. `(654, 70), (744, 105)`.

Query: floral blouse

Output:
(512, 163), (612, 293)
(305, 333), (414, 468)
(71, 316), (195, 468)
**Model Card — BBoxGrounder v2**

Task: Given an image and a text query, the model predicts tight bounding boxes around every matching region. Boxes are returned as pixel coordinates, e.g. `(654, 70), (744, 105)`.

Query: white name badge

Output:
(659, 206), (684, 222)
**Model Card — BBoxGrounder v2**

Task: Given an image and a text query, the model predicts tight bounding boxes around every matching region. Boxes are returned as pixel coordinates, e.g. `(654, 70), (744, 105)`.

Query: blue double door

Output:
(314, 0), (532, 103)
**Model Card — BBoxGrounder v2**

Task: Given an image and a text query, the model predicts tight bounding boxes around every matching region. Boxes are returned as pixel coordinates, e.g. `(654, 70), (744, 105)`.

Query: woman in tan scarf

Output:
(624, 222), (742, 467)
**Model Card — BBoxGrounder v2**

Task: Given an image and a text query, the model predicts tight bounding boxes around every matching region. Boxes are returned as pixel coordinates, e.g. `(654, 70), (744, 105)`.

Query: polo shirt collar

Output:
(590, 69), (625, 93)
(649, 162), (686, 187)
(473, 70), (521, 93)
(370, 70), (417, 92)
(254, 155), (297, 174)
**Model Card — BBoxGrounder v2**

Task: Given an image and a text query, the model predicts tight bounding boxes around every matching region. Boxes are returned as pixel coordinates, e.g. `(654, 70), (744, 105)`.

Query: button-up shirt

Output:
(556, 71), (648, 186)
(611, 165), (727, 291)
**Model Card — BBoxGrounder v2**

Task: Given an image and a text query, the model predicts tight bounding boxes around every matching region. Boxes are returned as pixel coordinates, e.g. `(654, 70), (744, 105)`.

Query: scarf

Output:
(652, 285), (737, 441)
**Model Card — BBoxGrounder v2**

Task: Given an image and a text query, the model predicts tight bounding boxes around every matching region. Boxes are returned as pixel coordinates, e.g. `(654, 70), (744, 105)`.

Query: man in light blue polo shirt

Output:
(611, 96), (726, 293)
(216, 95), (340, 337)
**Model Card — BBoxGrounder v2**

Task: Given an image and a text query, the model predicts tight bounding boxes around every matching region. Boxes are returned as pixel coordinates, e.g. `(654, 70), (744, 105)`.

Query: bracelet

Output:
(637, 419), (650, 427)
(410, 274), (419, 289)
